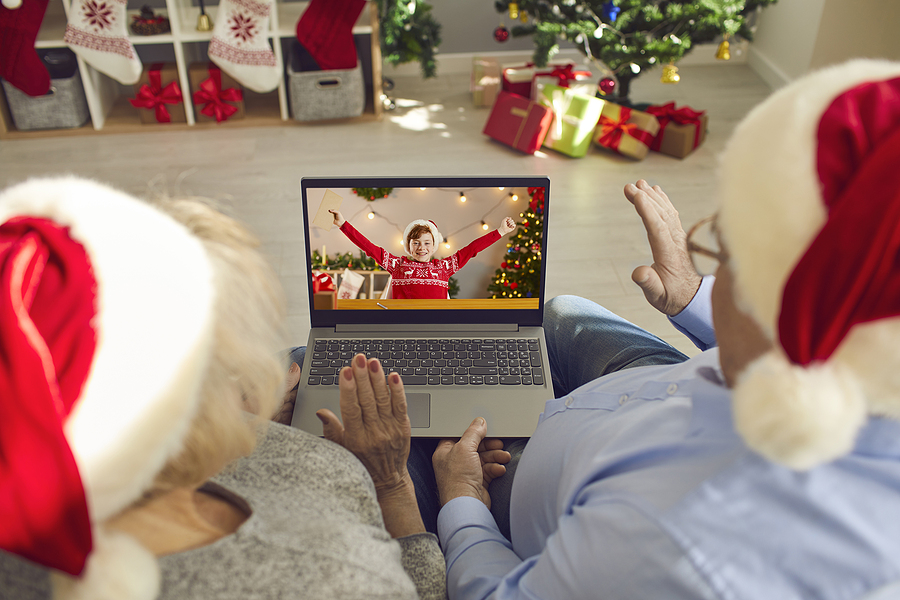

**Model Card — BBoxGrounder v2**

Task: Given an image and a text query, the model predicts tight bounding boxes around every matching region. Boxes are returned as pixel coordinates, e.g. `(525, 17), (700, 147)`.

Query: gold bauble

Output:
(509, 2), (519, 19)
(520, 9), (527, 22)
(661, 63), (680, 84)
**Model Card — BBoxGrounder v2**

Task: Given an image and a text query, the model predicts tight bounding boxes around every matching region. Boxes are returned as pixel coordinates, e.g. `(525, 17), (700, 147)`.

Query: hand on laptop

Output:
(272, 362), (301, 425)
(624, 179), (702, 316)
(328, 209), (346, 228)
(432, 418), (510, 509)
(316, 354), (426, 538)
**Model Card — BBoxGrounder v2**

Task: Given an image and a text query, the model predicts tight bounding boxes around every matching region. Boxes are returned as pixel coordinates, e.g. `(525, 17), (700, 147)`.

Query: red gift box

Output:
(593, 103), (660, 160)
(502, 61), (577, 99)
(130, 63), (186, 124)
(189, 62), (244, 124)
(646, 102), (708, 158)
(483, 91), (553, 154)
(312, 271), (335, 310)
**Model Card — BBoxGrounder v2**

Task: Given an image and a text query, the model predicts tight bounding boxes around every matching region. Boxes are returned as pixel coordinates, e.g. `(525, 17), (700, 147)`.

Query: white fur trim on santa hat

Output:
(0, 176), (216, 522)
(403, 219), (443, 255)
(50, 527), (160, 600)
(733, 350), (867, 470)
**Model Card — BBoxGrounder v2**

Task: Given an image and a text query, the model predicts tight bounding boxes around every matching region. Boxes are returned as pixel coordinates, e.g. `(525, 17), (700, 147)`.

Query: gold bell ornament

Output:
(520, 9), (528, 22)
(661, 63), (680, 84)
(716, 35), (731, 61)
(509, 2), (519, 19)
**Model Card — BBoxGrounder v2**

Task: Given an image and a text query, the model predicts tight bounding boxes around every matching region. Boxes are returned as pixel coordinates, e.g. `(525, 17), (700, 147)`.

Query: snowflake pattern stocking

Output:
(64, 0), (141, 84)
(208, 0), (279, 93)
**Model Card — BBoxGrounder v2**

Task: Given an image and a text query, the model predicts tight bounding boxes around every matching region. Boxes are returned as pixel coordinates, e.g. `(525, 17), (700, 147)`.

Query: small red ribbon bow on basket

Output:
(129, 66), (183, 123)
(193, 68), (243, 123)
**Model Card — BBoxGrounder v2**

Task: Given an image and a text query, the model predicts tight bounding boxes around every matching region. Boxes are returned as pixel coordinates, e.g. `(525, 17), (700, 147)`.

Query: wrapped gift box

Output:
(501, 61), (577, 99)
(472, 57), (500, 107)
(593, 103), (660, 160)
(483, 91), (553, 154)
(535, 83), (605, 158)
(189, 62), (244, 123)
(530, 64), (596, 101)
(314, 291), (336, 310)
(646, 102), (708, 158)
(130, 63), (186, 124)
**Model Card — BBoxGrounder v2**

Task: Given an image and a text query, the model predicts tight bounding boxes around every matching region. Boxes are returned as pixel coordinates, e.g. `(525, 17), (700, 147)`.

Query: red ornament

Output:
(494, 25), (510, 42)
(501, 262), (508, 268)
(599, 77), (616, 96)
(511, 282), (518, 289)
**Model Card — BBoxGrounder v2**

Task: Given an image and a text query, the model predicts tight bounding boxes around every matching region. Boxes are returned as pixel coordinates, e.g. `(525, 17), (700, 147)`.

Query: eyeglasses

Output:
(686, 214), (728, 276)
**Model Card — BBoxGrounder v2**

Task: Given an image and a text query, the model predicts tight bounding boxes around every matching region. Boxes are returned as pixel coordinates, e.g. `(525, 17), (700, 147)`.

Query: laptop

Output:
(291, 176), (552, 437)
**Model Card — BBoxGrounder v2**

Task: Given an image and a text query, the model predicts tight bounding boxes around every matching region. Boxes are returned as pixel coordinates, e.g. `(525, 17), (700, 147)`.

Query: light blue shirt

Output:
(437, 279), (900, 600)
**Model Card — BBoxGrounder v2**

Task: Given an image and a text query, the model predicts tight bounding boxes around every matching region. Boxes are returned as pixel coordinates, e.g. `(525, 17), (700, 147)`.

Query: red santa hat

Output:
(402, 219), (443, 255)
(0, 176), (217, 599)
(717, 59), (900, 469)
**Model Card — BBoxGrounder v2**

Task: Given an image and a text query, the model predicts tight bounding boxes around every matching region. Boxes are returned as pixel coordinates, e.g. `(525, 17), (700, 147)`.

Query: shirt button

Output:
(667, 383), (678, 395)
(618, 394), (628, 405)
(565, 397), (574, 407)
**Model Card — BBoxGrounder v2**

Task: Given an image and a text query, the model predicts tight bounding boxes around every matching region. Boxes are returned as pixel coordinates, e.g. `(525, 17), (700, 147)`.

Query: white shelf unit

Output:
(1, 0), (383, 138)
(321, 269), (391, 300)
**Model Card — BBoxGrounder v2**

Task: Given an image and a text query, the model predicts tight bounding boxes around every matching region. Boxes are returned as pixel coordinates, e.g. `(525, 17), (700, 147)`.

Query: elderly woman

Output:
(0, 177), (447, 600)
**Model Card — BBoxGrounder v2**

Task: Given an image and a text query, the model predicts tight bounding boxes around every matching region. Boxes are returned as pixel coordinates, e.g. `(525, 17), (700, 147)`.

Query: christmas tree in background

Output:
(376, 0), (442, 78)
(488, 187), (545, 299)
(493, 0), (777, 102)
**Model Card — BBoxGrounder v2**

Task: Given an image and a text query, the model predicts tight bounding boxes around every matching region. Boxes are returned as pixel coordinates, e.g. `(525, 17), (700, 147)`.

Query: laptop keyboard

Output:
(307, 338), (544, 387)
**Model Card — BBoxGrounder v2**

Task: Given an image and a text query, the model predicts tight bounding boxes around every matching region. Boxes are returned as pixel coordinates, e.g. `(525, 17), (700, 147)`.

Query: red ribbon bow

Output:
(312, 271), (335, 294)
(192, 68), (243, 123)
(128, 65), (183, 123)
(646, 102), (706, 151)
(597, 107), (655, 151)
(547, 64), (591, 88)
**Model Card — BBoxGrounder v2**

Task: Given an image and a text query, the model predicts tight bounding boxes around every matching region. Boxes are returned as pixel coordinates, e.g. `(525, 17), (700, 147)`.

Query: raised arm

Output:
(624, 180), (702, 316)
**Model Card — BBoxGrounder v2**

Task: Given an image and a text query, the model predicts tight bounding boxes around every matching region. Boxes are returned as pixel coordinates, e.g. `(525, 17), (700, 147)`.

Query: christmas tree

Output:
(376, 0), (442, 78)
(493, 0), (777, 101)
(488, 187), (545, 299)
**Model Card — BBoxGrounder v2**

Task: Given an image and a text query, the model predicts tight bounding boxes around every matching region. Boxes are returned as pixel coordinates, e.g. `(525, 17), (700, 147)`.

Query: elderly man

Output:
(430, 59), (900, 599)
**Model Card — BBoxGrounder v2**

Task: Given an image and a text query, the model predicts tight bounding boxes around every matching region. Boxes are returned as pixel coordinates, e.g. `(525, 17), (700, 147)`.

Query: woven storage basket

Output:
(2, 50), (89, 131)
(287, 50), (365, 121)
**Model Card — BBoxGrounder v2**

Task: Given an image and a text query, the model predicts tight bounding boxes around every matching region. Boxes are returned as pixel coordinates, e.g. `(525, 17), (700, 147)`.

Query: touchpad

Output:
(406, 393), (430, 428)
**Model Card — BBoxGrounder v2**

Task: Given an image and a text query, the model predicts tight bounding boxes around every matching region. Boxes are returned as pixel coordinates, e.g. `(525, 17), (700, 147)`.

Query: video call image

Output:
(306, 185), (546, 310)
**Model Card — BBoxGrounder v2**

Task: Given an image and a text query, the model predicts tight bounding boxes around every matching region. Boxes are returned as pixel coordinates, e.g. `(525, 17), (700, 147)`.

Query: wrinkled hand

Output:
(272, 362), (301, 425)
(498, 216), (516, 236)
(316, 354), (411, 495)
(432, 418), (511, 509)
(624, 180), (702, 316)
(329, 209), (346, 228)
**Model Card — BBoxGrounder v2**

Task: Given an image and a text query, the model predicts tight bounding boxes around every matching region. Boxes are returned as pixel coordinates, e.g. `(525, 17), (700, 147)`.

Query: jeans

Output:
(291, 296), (690, 538)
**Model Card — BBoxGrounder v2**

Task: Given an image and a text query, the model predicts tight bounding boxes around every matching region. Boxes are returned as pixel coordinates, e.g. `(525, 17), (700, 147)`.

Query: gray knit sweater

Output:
(0, 424), (446, 600)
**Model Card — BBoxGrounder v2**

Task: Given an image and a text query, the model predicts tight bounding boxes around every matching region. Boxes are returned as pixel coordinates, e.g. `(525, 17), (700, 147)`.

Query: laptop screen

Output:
(301, 176), (550, 327)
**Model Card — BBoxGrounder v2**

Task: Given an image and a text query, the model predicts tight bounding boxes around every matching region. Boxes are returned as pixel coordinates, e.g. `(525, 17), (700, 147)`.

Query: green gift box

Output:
(535, 83), (605, 158)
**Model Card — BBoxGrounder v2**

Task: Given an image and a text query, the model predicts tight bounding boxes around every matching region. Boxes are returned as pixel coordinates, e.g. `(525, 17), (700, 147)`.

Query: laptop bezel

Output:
(300, 175), (550, 328)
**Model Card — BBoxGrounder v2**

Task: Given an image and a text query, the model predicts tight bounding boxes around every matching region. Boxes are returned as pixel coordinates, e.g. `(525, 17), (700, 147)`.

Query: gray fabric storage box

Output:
(287, 53), (365, 122)
(2, 66), (90, 131)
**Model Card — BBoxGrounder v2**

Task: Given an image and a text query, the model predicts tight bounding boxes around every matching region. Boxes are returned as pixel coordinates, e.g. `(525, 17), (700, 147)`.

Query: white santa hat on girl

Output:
(402, 219), (443, 256)
(717, 59), (900, 470)
(0, 177), (217, 599)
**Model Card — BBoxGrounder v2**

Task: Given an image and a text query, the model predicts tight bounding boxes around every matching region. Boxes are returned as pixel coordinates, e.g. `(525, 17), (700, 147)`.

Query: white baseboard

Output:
(747, 47), (792, 90)
(383, 42), (749, 78)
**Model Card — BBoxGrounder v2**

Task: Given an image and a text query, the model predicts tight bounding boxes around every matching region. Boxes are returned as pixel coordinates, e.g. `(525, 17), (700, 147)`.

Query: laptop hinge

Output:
(335, 323), (519, 333)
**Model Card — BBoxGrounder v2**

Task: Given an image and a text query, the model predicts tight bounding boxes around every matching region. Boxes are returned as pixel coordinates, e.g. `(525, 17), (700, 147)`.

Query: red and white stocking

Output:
(208, 0), (279, 93)
(0, 0), (51, 96)
(64, 0), (141, 84)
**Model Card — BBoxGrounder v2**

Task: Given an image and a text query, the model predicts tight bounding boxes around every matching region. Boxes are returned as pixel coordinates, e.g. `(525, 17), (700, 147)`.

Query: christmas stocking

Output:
(64, 0), (141, 84)
(208, 0), (279, 93)
(0, 0), (52, 96)
(295, 0), (366, 71)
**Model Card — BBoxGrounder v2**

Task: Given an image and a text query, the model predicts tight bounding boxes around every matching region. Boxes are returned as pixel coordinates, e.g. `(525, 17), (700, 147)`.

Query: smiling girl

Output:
(329, 210), (515, 300)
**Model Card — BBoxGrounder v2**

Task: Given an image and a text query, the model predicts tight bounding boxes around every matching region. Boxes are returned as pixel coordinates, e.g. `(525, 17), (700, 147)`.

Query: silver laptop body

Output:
(291, 176), (553, 438)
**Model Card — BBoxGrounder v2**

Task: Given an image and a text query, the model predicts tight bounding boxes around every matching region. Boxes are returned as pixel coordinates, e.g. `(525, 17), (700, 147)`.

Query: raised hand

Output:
(624, 180), (702, 316)
(328, 209), (346, 228)
(498, 216), (516, 236)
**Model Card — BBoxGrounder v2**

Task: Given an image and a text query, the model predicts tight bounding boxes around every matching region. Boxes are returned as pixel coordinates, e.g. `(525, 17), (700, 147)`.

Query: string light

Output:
(459, 192), (467, 202)
(498, 186), (505, 191)
(367, 211), (375, 220)
(509, 192), (518, 201)
(444, 239), (451, 249)
(481, 221), (489, 230)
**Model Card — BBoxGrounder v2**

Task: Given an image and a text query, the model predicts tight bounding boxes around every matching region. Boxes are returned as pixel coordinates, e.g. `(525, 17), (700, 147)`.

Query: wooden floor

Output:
(0, 64), (773, 356)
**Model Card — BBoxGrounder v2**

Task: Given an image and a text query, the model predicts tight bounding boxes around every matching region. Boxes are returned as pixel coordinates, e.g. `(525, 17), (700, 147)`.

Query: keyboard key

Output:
(485, 376), (499, 385)
(322, 376), (335, 385)
(308, 376), (322, 385)
(530, 351), (543, 368)
(454, 376), (468, 385)
(500, 375), (521, 385)
(469, 367), (498, 375)
(400, 375), (427, 385)
(428, 376), (441, 385)
(469, 376), (484, 385)
(309, 367), (336, 376)
(441, 376), (454, 385)
(532, 368), (545, 385)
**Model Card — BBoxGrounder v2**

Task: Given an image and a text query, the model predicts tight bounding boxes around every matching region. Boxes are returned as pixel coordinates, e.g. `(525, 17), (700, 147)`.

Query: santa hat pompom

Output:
(733, 350), (868, 470)
(50, 528), (160, 600)
(402, 219), (443, 255)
